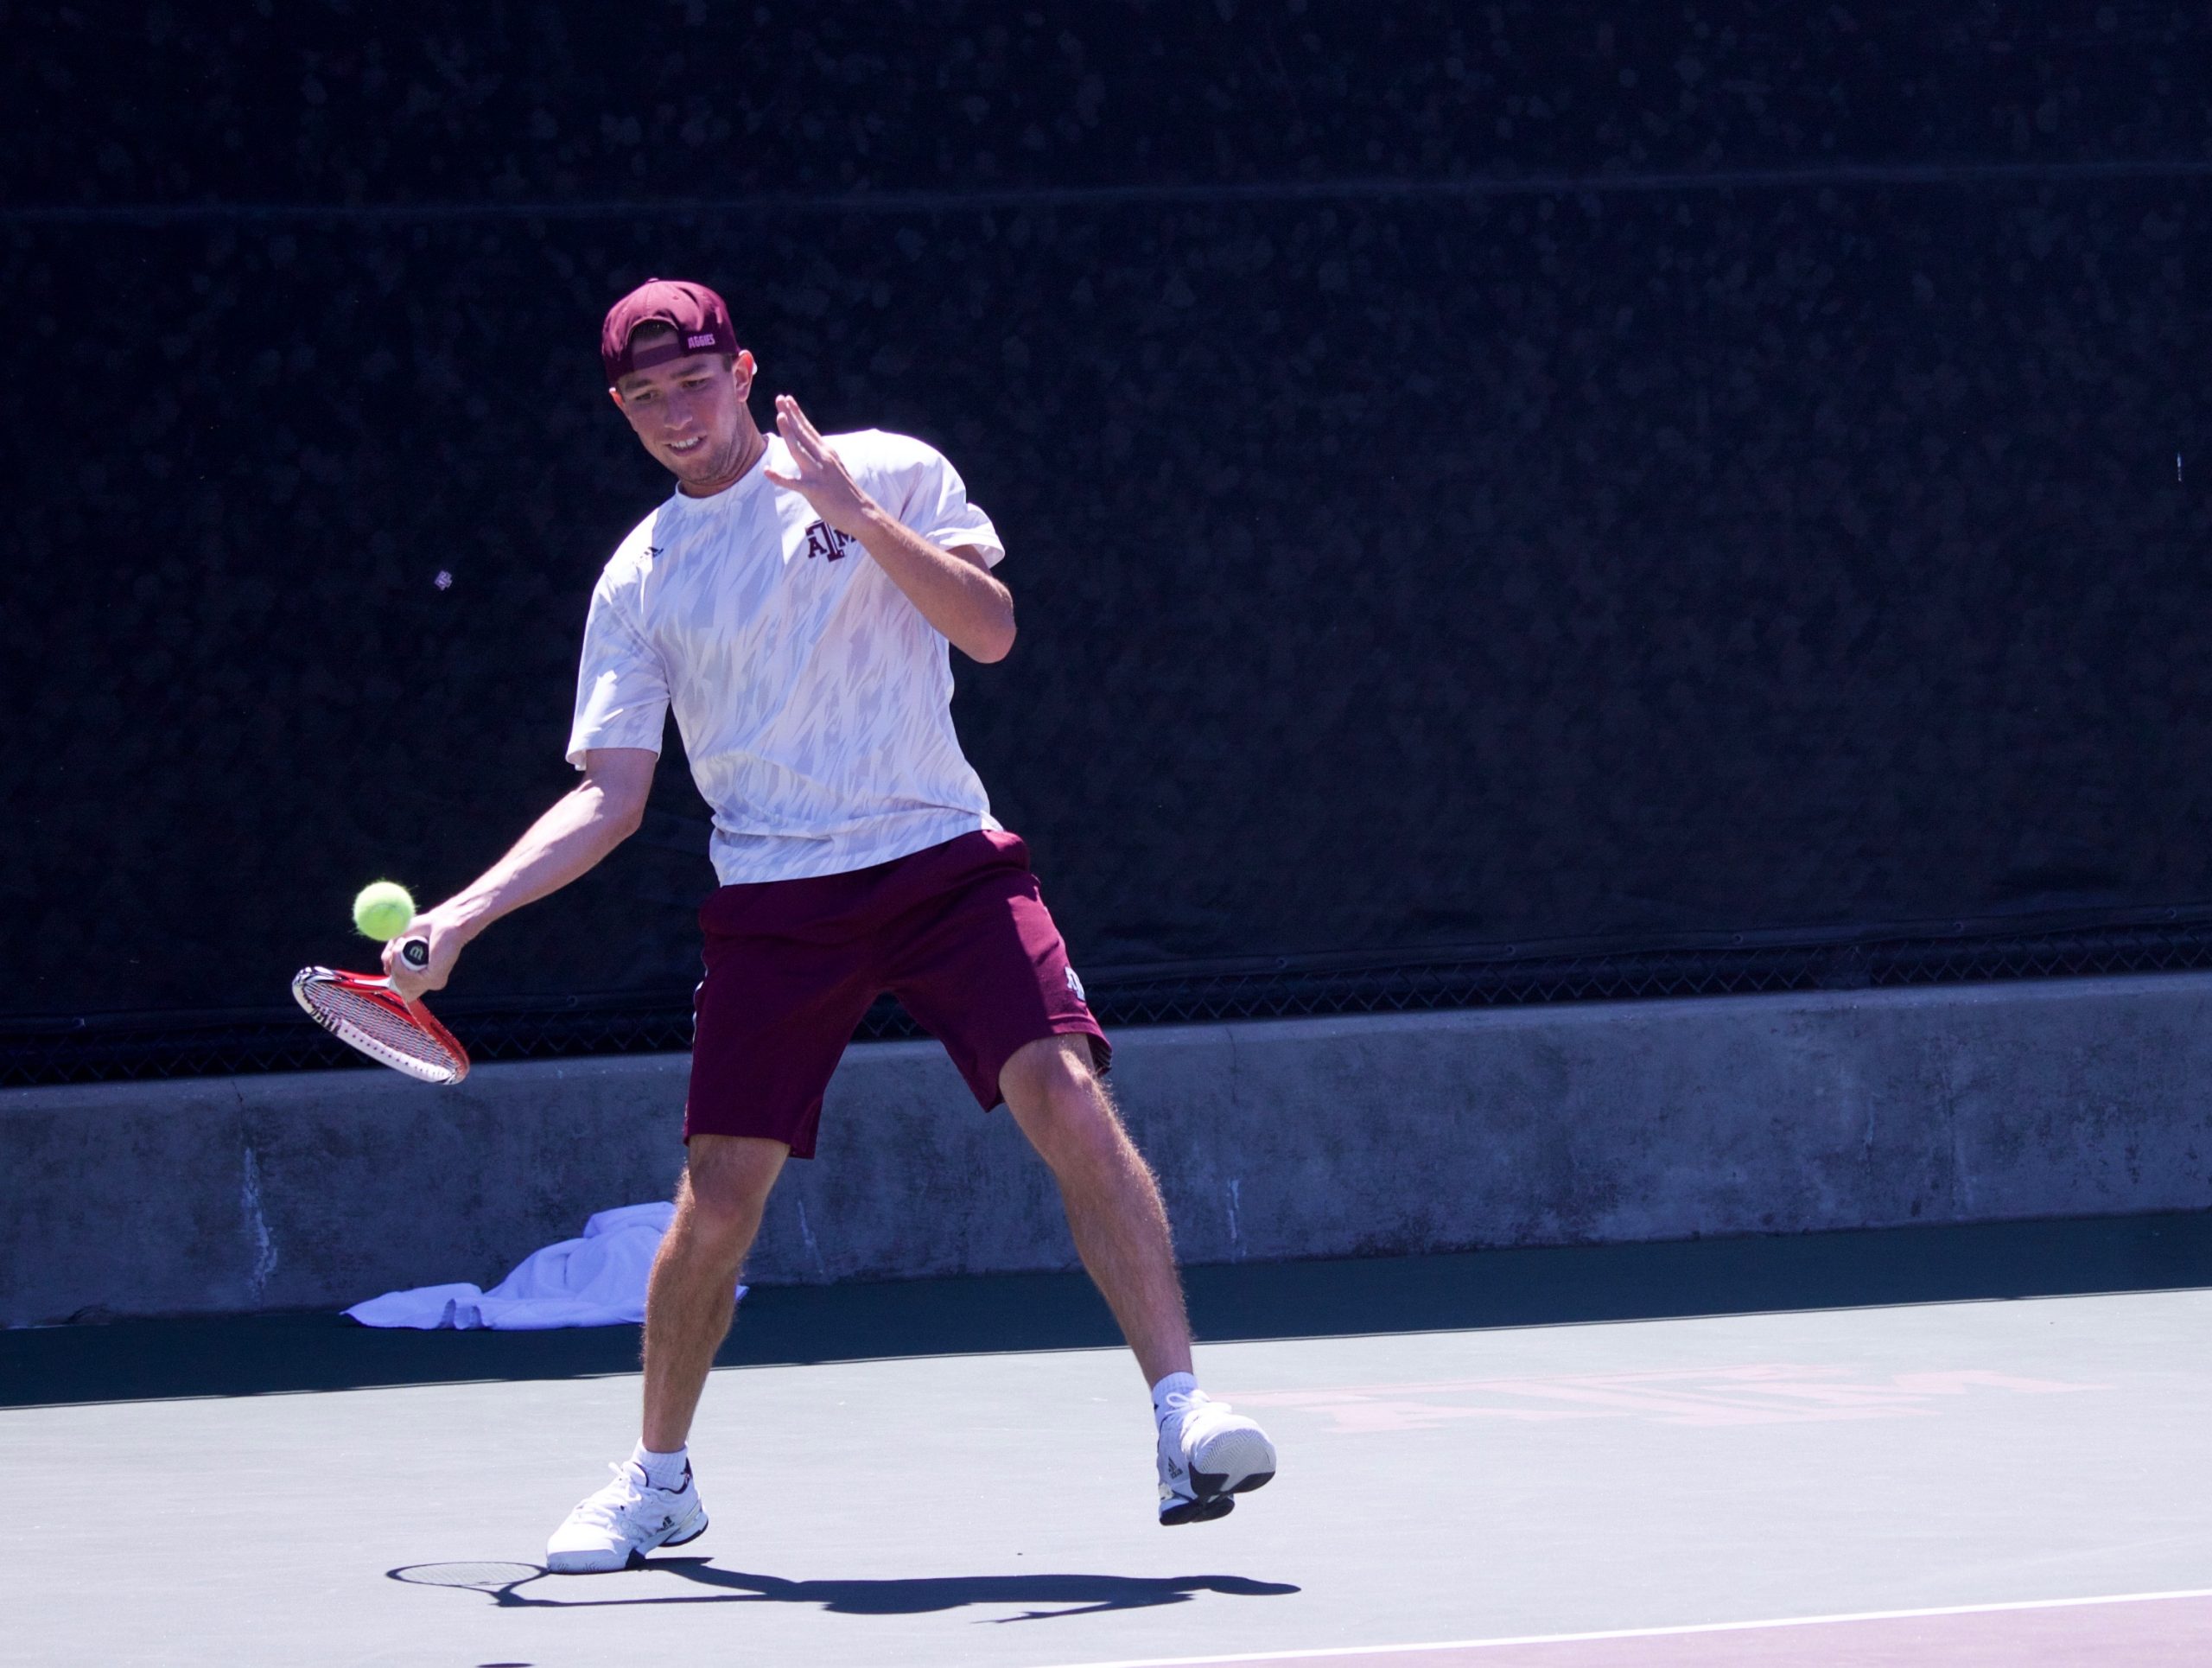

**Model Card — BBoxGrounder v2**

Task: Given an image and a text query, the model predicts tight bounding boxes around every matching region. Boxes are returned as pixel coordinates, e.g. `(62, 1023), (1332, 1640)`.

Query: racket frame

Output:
(290, 961), (470, 1085)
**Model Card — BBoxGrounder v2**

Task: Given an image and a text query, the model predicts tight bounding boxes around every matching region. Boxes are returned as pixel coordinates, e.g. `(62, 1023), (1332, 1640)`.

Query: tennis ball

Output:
(353, 880), (417, 941)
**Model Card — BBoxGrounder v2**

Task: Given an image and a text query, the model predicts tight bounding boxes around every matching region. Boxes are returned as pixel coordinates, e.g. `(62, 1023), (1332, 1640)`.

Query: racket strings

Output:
(298, 977), (465, 1081)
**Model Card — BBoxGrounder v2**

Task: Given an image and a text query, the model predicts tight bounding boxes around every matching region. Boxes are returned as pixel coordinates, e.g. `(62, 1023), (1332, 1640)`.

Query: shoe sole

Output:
(546, 1506), (708, 1574)
(1160, 1492), (1237, 1526)
(1160, 1428), (1278, 1526)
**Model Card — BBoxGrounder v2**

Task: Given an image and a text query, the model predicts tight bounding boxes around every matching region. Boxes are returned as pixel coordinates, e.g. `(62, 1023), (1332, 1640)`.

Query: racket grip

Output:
(400, 939), (430, 969)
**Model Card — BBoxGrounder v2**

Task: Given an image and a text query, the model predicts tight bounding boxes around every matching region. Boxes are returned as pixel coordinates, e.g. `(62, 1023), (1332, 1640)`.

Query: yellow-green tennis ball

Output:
(353, 880), (416, 941)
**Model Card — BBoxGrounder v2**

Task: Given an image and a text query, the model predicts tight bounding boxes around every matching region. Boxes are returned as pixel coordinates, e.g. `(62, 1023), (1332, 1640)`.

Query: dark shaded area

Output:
(6, 1209), (2205, 1410)
(391, 1557), (1300, 1617)
(17, 6), (2208, 208)
(10, 3), (2212, 1028)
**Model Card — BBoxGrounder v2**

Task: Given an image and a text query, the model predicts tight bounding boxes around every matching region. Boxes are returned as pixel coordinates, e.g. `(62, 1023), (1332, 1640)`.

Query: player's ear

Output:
(607, 388), (626, 411)
(732, 349), (756, 398)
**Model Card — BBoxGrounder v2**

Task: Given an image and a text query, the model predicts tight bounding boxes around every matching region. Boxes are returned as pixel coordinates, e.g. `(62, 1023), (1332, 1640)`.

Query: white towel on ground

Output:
(344, 1201), (746, 1330)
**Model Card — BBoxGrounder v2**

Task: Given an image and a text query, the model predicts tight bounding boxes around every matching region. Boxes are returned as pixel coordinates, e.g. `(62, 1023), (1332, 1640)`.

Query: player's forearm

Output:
(440, 781), (642, 942)
(855, 509), (1016, 662)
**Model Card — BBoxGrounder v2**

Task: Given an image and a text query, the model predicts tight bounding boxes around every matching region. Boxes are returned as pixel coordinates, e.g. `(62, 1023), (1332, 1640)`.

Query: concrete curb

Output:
(6, 975), (2211, 1326)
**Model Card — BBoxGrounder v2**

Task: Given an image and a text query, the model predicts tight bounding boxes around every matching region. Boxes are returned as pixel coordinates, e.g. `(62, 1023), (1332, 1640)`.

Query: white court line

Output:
(1040, 1586), (2212, 1668)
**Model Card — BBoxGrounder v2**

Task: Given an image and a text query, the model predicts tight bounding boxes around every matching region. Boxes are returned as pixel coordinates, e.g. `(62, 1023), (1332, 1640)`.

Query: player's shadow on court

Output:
(391, 1557), (1298, 1620)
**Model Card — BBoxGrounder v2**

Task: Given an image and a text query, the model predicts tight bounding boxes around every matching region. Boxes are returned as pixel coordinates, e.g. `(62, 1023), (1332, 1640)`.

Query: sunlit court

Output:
(8, 6), (2212, 1665)
(9, 1223), (2212, 1662)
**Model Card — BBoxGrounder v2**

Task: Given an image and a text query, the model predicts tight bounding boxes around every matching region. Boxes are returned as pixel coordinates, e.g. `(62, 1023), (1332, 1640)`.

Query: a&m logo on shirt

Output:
(804, 521), (857, 562)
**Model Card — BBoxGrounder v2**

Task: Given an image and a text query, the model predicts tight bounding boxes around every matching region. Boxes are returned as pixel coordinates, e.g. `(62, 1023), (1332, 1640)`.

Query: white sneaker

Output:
(544, 1460), (708, 1574)
(1157, 1390), (1277, 1525)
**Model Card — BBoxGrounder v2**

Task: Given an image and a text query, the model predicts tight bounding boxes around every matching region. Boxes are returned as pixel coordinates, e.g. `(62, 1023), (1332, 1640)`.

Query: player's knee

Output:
(1002, 1033), (1098, 1108)
(1007, 1041), (1127, 1172)
(679, 1137), (784, 1242)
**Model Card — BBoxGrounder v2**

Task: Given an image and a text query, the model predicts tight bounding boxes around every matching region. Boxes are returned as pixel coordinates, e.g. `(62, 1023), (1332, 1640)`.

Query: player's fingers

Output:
(391, 954), (445, 1000)
(778, 420), (824, 471)
(760, 466), (801, 489)
(784, 418), (845, 482)
(770, 404), (814, 460)
(778, 394), (827, 450)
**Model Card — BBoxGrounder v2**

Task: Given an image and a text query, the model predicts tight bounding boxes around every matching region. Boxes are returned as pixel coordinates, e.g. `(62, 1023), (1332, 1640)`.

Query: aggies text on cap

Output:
(601, 277), (738, 385)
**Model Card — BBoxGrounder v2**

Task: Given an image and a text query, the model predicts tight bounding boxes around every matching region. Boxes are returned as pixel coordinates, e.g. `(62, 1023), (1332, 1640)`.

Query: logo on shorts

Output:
(804, 520), (856, 562)
(1065, 965), (1087, 1003)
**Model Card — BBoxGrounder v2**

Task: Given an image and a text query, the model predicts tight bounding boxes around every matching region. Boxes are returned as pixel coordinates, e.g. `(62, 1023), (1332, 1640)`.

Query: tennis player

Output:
(385, 277), (1276, 1572)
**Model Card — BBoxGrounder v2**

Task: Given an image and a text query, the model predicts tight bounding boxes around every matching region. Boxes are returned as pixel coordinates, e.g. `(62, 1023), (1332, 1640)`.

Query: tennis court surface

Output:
(3, 1213), (2208, 1666)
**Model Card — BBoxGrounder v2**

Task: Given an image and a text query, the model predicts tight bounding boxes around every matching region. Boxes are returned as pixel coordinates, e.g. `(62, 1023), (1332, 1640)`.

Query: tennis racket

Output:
(291, 939), (471, 1085)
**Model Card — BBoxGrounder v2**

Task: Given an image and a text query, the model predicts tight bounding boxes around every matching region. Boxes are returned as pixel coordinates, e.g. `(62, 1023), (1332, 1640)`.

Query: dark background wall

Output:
(7, 2), (2210, 1022)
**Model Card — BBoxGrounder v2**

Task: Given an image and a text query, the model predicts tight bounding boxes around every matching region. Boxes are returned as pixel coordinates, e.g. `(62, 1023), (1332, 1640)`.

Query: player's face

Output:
(612, 345), (760, 493)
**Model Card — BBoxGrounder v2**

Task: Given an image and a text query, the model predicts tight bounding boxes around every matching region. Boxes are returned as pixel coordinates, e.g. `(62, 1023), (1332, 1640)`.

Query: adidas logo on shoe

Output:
(1155, 1390), (1277, 1527)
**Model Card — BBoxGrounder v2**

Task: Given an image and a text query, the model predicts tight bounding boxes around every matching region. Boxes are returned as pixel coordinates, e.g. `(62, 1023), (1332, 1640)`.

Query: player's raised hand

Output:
(762, 394), (880, 538)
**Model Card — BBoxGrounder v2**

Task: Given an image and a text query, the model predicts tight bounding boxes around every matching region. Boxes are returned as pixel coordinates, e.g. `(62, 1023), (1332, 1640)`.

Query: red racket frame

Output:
(289, 965), (471, 1085)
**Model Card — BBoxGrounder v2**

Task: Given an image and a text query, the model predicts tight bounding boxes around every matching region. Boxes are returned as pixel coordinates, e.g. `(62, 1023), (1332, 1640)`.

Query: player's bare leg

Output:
(1000, 1035), (1277, 1522)
(642, 1133), (788, 1448)
(1001, 1035), (1192, 1380)
(547, 1132), (784, 1572)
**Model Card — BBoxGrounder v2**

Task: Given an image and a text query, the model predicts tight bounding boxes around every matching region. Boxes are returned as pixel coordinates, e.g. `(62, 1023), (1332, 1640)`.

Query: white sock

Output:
(1151, 1371), (1201, 1429)
(631, 1441), (690, 1491)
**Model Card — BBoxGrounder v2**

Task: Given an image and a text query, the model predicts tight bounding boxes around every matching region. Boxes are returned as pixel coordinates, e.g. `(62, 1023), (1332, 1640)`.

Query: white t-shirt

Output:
(566, 429), (1007, 885)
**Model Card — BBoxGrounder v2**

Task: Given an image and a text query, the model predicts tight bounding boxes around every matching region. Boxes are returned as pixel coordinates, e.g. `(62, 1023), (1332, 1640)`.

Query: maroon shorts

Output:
(684, 830), (1109, 1157)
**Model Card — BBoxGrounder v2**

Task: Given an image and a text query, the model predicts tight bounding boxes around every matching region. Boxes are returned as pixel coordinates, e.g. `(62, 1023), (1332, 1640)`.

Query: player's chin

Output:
(669, 453), (727, 484)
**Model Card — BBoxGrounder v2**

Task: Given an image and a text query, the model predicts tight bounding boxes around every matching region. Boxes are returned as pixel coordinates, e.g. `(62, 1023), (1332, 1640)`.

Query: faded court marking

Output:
(1039, 1587), (2212, 1667)
(1224, 1364), (2104, 1430)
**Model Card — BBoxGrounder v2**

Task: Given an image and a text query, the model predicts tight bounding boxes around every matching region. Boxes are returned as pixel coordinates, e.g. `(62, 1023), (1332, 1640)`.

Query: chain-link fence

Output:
(14, 914), (2212, 1090)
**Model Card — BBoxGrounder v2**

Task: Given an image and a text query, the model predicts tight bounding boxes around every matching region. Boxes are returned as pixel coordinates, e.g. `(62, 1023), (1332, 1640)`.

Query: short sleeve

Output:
(565, 580), (671, 768)
(878, 433), (1006, 568)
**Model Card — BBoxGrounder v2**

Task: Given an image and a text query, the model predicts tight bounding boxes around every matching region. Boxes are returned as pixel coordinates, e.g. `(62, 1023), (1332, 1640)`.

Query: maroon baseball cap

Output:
(600, 277), (739, 385)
